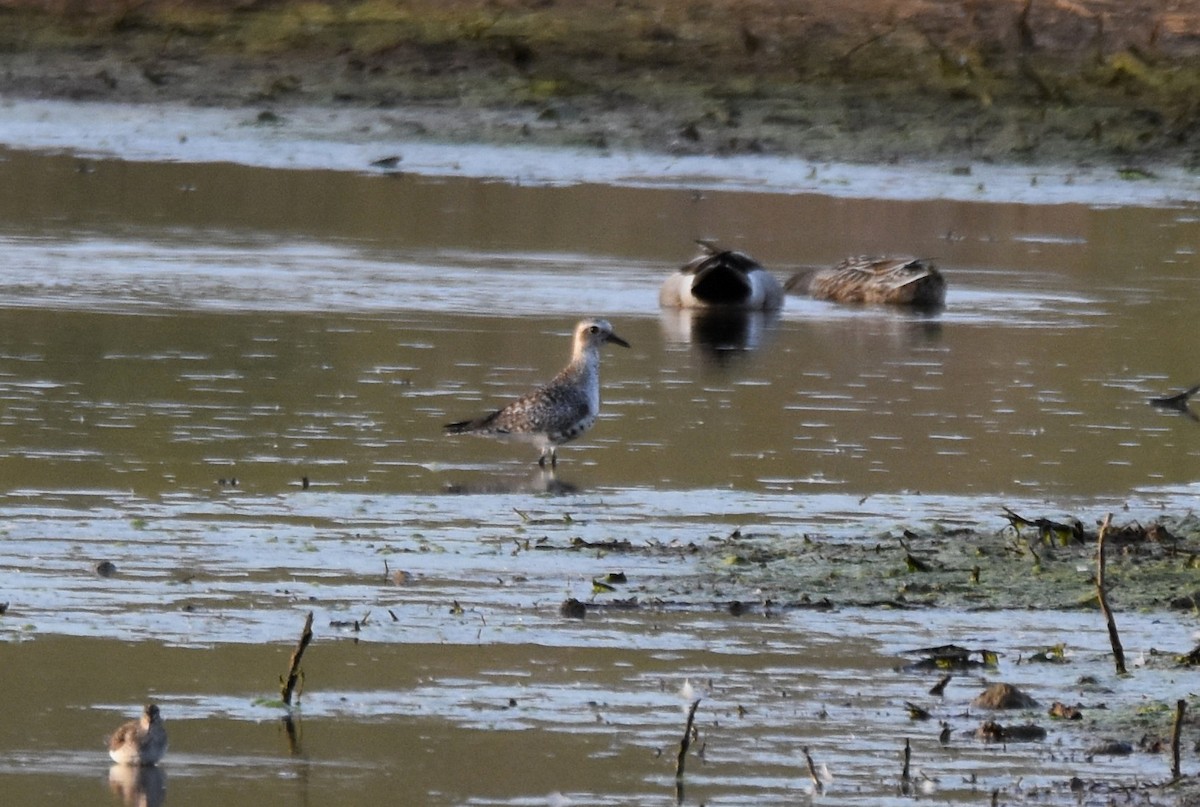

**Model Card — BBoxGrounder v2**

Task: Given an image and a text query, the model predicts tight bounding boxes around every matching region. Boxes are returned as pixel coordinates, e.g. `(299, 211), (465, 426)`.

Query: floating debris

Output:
(905, 702), (932, 720)
(1049, 701), (1083, 720)
(900, 644), (999, 672)
(975, 720), (1046, 742)
(1001, 506), (1083, 544)
(1175, 643), (1200, 665)
(972, 682), (1038, 710)
(570, 537), (634, 551)
(559, 598), (587, 620)
(1028, 643), (1069, 664)
(1087, 739), (1133, 756)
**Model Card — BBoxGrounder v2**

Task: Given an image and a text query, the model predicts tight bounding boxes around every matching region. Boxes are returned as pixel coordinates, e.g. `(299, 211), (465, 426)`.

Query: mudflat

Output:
(0, 0), (1197, 168)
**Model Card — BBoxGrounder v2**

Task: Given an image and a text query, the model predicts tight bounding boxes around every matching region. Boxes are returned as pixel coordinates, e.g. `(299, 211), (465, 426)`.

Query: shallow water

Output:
(0, 134), (1198, 805)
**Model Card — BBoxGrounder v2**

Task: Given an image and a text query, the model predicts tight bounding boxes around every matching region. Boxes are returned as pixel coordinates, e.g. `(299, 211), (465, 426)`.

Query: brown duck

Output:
(786, 256), (946, 307)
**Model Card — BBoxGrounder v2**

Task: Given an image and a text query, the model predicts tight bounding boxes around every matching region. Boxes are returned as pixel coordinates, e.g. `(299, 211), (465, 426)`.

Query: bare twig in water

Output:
(901, 737), (911, 781)
(675, 699), (701, 782)
(1095, 514), (1127, 675)
(803, 746), (825, 795)
(1172, 699), (1186, 780)
(1150, 383), (1200, 417)
(280, 611), (314, 707)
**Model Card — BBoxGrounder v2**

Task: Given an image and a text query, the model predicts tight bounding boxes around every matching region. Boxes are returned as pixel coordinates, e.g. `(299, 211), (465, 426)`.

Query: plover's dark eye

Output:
(589, 325), (600, 334)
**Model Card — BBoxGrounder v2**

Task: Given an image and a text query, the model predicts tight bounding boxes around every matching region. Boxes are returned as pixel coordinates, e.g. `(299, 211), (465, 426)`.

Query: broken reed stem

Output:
(901, 737), (911, 781)
(1172, 699), (1186, 780)
(675, 699), (701, 782)
(803, 746), (824, 794)
(281, 611), (314, 707)
(1094, 514), (1127, 675)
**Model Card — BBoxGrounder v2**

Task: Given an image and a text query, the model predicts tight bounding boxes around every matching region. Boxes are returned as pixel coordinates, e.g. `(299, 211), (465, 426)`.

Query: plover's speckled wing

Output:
(445, 318), (629, 466)
(472, 380), (590, 436)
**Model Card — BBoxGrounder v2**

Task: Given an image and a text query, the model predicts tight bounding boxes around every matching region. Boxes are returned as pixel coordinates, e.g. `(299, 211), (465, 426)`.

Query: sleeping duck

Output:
(786, 256), (946, 307)
(659, 241), (785, 311)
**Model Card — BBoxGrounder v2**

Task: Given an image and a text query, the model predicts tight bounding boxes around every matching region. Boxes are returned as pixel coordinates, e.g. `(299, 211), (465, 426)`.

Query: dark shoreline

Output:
(1, 0), (1197, 170)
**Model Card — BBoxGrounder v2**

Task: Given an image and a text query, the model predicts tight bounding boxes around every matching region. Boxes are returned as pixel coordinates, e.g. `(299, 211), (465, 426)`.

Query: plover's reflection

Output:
(444, 467), (579, 496)
(108, 763), (166, 807)
(659, 308), (780, 359)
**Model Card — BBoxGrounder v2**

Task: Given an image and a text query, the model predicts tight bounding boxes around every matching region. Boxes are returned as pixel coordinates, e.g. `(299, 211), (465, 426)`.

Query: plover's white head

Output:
(573, 318), (630, 357)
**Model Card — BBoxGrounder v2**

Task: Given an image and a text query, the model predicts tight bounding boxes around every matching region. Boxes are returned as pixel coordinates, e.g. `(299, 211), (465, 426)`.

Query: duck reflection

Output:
(108, 764), (166, 807)
(659, 307), (780, 359)
(885, 308), (945, 343)
(443, 467), (579, 495)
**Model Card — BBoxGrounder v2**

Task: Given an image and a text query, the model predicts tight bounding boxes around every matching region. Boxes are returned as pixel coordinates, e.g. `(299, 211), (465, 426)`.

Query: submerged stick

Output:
(673, 699), (701, 805)
(675, 699), (701, 781)
(1172, 699), (1186, 780)
(1094, 514), (1126, 675)
(281, 712), (301, 755)
(280, 611), (314, 707)
(803, 746), (824, 795)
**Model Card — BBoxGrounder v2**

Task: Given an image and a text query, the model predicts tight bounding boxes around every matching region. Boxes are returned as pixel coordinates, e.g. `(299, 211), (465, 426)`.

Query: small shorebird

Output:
(659, 241), (784, 310)
(786, 256), (946, 307)
(107, 704), (168, 766)
(444, 318), (630, 467)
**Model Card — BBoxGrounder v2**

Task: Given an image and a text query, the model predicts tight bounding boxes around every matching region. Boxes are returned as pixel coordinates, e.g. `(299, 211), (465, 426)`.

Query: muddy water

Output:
(0, 144), (1198, 805)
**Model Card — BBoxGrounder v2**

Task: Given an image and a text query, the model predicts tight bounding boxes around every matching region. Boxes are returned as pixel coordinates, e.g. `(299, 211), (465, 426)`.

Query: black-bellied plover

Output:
(786, 256), (946, 307)
(659, 241), (784, 310)
(445, 318), (630, 467)
(107, 704), (168, 766)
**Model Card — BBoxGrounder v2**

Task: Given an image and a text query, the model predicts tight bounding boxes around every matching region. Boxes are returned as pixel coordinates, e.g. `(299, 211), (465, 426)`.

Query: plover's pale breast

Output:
(445, 318), (630, 467)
